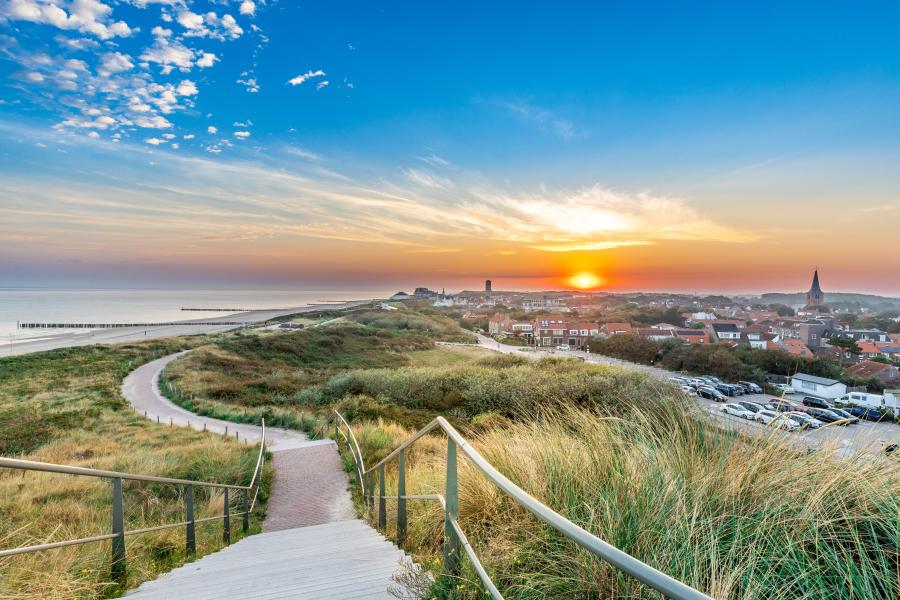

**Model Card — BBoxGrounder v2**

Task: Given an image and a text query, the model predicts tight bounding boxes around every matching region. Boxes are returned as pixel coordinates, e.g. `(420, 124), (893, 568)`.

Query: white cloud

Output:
(287, 70), (325, 86)
(134, 115), (172, 129)
(175, 79), (198, 96)
(170, 142), (179, 149)
(2, 0), (133, 39)
(145, 137), (165, 145)
(100, 52), (133, 74)
(176, 10), (204, 30)
(24, 71), (45, 82)
(233, 131), (251, 138)
(239, 1), (256, 16)
(236, 77), (259, 92)
(196, 52), (217, 68)
(162, 133), (176, 139)
(183, 134), (195, 139)
(87, 130), (100, 138)
(316, 80), (329, 90)
(207, 125), (217, 134)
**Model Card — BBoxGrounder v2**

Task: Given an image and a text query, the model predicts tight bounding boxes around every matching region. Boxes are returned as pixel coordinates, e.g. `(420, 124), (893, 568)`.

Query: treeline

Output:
(588, 334), (888, 392)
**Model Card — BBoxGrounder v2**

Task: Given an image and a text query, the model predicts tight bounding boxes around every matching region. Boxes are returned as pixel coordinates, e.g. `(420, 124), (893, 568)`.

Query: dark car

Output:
(738, 380), (763, 394)
(805, 407), (845, 424)
(846, 406), (884, 421)
(802, 396), (832, 409)
(737, 401), (767, 414)
(715, 383), (741, 397)
(828, 407), (859, 424)
(698, 386), (727, 402)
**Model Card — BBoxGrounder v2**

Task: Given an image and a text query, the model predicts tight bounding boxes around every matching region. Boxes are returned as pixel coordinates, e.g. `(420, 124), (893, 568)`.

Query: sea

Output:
(0, 288), (389, 344)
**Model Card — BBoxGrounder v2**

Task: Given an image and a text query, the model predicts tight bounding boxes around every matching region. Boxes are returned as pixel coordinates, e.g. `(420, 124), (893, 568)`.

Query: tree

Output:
(828, 336), (861, 354)
(589, 334), (659, 364)
(769, 304), (795, 317)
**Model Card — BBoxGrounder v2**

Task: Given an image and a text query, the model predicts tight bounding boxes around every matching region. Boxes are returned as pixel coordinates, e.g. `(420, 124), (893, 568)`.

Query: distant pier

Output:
(18, 321), (249, 329)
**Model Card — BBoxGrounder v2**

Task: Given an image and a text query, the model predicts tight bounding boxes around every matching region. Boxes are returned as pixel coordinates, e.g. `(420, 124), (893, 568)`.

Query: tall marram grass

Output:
(0, 340), (269, 599)
(347, 406), (900, 599)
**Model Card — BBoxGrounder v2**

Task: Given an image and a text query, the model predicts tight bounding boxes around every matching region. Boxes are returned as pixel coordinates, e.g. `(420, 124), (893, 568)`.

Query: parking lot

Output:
(472, 334), (900, 459)
(695, 392), (898, 458)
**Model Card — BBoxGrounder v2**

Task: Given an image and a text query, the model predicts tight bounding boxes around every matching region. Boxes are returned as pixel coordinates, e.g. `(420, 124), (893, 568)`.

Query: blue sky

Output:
(1, 1), (899, 293)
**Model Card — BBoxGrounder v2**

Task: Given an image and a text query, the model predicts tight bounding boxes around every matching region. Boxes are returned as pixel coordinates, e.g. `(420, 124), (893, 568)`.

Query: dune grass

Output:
(345, 403), (900, 599)
(0, 340), (269, 599)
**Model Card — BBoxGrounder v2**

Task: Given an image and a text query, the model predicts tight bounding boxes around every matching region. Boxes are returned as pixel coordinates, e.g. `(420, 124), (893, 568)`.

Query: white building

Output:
(790, 373), (847, 400)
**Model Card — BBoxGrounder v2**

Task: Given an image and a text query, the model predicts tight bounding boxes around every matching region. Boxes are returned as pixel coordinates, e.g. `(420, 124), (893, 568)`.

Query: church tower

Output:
(806, 269), (825, 307)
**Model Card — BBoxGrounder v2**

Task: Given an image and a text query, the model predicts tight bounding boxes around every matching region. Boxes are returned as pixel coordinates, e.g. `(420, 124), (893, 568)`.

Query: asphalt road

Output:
(5, 300), (372, 357)
(473, 334), (900, 455)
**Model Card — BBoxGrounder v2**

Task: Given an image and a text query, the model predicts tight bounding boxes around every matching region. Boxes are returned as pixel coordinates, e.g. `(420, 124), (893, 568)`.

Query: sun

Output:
(569, 272), (602, 289)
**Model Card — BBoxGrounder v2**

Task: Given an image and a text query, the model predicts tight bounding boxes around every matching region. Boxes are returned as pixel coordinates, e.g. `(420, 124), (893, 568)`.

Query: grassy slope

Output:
(0, 339), (268, 600)
(153, 309), (900, 599)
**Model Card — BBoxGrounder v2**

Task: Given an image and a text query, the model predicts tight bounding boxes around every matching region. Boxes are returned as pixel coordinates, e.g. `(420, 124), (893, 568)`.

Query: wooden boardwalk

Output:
(125, 520), (414, 599)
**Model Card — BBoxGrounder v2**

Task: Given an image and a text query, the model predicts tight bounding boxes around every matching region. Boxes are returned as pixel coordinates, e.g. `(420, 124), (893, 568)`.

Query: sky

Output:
(1, 1), (899, 295)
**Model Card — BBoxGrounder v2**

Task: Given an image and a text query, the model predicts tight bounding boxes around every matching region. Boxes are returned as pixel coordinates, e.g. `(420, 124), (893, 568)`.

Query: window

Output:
(801, 380), (816, 391)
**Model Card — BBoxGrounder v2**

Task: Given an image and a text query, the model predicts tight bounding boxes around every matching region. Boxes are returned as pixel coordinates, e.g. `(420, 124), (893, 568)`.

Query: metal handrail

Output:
(0, 419), (267, 586)
(334, 411), (712, 600)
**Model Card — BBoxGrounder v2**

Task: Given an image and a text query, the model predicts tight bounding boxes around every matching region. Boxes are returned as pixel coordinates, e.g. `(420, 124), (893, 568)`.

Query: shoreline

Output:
(2, 299), (375, 358)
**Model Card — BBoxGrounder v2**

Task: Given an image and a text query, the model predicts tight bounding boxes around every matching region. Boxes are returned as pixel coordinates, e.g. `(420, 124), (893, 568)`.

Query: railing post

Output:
(185, 484), (196, 555)
(366, 473), (374, 511)
(111, 477), (126, 585)
(378, 464), (386, 528)
(223, 488), (230, 545)
(242, 490), (250, 533)
(443, 438), (461, 577)
(397, 449), (407, 546)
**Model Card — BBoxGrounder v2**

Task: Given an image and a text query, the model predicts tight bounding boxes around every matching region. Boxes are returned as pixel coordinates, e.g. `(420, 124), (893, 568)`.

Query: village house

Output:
(845, 361), (900, 386)
(600, 322), (633, 335)
(488, 313), (513, 335)
(710, 323), (741, 342)
(533, 317), (599, 349)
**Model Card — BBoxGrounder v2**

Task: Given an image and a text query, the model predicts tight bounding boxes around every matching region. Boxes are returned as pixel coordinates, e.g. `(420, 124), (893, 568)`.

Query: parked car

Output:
(555, 344), (570, 351)
(715, 383), (740, 397)
(687, 378), (707, 389)
(722, 403), (755, 419)
(846, 406), (885, 421)
(697, 386), (727, 402)
(802, 396), (832, 409)
(773, 383), (793, 394)
(785, 411), (823, 429)
(770, 399), (805, 413)
(680, 385), (697, 396)
(827, 407), (859, 424)
(736, 401), (767, 414)
(701, 375), (723, 385)
(755, 410), (800, 431)
(738, 380), (763, 394)
(805, 407), (846, 424)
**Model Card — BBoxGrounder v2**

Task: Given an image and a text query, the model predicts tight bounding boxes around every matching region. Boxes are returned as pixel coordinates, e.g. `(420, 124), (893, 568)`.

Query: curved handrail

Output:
(335, 411), (711, 600)
(333, 410), (366, 496)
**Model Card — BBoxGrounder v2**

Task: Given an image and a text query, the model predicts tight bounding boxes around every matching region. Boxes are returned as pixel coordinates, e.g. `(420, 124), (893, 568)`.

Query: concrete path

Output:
(121, 352), (354, 529)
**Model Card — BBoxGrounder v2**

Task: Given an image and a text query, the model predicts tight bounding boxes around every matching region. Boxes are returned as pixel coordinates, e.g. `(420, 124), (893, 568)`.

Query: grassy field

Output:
(150, 306), (899, 599)
(0, 339), (269, 600)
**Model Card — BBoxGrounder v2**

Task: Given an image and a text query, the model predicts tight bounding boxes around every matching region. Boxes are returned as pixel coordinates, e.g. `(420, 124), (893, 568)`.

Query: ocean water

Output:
(0, 288), (387, 342)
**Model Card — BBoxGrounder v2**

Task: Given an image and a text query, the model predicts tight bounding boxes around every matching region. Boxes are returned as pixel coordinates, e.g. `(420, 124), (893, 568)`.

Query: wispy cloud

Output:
(0, 124), (758, 265)
(287, 69), (326, 86)
(501, 101), (582, 140)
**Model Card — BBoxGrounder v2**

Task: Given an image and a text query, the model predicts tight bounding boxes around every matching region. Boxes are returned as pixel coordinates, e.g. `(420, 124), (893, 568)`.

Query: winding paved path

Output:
(121, 352), (355, 530)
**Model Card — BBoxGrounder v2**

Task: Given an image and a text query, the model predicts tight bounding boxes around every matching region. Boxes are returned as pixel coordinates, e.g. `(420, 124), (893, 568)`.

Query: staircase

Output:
(125, 520), (414, 599)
